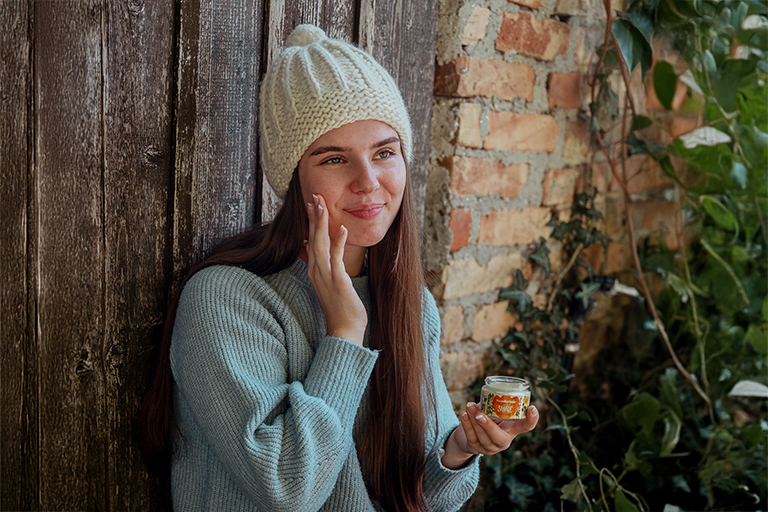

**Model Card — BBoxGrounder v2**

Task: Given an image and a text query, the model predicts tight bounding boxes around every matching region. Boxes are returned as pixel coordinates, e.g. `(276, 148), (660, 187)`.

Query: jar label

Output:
(480, 390), (530, 420)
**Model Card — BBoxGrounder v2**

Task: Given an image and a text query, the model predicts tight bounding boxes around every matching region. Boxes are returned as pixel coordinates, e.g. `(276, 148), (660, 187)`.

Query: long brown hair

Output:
(138, 168), (436, 511)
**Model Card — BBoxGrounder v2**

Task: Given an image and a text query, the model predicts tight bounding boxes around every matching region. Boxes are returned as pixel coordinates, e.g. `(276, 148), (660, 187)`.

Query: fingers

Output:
(309, 195), (330, 268)
(459, 403), (539, 455)
(331, 225), (348, 278)
(500, 405), (539, 437)
(467, 402), (507, 450)
(459, 406), (480, 452)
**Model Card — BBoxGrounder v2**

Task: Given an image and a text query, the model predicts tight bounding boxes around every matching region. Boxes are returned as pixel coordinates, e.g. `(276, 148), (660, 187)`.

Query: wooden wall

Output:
(0, 0), (439, 509)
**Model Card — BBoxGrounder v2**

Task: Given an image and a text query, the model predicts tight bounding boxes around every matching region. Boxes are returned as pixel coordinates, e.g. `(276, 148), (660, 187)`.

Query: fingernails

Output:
(475, 414), (487, 425)
(312, 194), (318, 201)
(460, 411), (469, 421)
(317, 204), (323, 213)
(529, 405), (539, 418)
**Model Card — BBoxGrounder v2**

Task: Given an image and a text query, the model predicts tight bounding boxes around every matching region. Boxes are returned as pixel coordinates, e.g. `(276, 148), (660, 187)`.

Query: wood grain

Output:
(0, 2), (38, 508)
(174, 0), (263, 277)
(34, 1), (107, 509)
(101, 0), (176, 509)
(0, 1), (440, 509)
(362, 0), (440, 229)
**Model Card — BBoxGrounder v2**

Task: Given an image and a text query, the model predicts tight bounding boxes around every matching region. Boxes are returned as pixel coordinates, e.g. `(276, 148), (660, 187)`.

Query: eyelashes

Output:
(319, 148), (397, 166)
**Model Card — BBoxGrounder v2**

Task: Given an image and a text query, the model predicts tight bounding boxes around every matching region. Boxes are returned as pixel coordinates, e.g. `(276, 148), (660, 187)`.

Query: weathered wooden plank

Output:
(101, 0), (176, 509)
(34, 1), (107, 509)
(0, 2), (38, 509)
(361, 0), (440, 228)
(260, 0), (357, 222)
(174, 0), (264, 278)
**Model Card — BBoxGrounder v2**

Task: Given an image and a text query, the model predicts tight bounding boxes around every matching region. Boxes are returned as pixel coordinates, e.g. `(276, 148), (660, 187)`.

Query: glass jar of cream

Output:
(479, 376), (530, 420)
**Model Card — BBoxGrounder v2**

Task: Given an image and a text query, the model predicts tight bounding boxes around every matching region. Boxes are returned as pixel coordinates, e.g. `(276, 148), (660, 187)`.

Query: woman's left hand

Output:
(441, 403), (539, 469)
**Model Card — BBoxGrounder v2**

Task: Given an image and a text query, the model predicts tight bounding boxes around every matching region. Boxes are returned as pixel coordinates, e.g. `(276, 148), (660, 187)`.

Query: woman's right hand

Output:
(306, 194), (368, 345)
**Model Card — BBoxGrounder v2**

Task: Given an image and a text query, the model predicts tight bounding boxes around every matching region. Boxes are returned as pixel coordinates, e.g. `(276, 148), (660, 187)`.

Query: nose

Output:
(351, 160), (380, 194)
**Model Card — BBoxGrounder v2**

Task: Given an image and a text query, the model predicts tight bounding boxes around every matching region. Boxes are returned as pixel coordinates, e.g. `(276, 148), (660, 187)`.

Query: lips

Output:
(344, 204), (384, 220)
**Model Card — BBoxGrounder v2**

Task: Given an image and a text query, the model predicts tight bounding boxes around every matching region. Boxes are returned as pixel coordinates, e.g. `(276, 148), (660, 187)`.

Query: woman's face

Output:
(298, 120), (406, 249)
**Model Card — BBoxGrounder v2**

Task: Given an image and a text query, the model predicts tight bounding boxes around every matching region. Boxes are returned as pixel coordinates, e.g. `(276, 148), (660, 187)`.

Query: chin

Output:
(347, 229), (389, 248)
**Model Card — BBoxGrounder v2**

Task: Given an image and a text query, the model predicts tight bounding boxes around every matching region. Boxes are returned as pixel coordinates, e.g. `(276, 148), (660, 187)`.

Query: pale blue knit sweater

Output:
(169, 259), (479, 511)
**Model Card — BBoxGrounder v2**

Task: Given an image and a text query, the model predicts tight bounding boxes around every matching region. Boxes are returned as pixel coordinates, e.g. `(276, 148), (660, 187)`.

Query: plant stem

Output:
(700, 239), (750, 305)
(596, 0), (715, 424)
(547, 396), (594, 512)
(547, 243), (584, 312)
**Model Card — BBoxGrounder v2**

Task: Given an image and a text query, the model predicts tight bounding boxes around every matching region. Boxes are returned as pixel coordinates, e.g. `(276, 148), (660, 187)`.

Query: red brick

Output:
(669, 117), (698, 138)
(456, 103), (481, 148)
(581, 244), (605, 275)
(471, 301), (516, 341)
(548, 72), (581, 110)
(509, 0), (542, 8)
(441, 156), (528, 198)
(603, 196), (625, 241)
(563, 120), (591, 164)
(604, 241), (633, 275)
(484, 112), (560, 153)
(478, 207), (551, 247)
(449, 208), (472, 252)
(442, 305), (464, 345)
(440, 351), (486, 390)
(619, 155), (674, 194)
(496, 12), (570, 62)
(441, 254), (523, 299)
(542, 167), (579, 206)
(555, 0), (591, 15)
(434, 57), (535, 101)
(631, 200), (681, 249)
(578, 161), (612, 193)
(462, 6), (491, 45)
(591, 155), (675, 194)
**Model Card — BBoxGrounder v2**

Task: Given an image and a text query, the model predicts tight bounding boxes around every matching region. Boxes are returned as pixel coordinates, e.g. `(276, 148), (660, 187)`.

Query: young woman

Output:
(139, 24), (538, 512)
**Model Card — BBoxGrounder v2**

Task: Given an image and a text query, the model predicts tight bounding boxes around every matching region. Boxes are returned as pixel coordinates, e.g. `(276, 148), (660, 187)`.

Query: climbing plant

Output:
(476, 0), (767, 510)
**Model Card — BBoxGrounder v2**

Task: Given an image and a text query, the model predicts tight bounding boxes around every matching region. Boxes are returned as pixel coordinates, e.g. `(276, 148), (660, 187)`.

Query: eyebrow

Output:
(309, 137), (401, 157)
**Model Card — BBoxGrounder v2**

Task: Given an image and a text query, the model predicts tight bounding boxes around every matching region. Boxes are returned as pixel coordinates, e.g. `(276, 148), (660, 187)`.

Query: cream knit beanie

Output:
(259, 24), (412, 198)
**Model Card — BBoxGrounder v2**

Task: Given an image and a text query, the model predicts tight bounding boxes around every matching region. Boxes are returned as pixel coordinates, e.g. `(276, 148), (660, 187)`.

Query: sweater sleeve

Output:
(170, 266), (378, 512)
(421, 291), (481, 511)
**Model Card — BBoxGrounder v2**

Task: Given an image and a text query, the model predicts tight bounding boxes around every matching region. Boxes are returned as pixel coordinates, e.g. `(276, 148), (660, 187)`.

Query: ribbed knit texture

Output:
(170, 260), (479, 511)
(259, 24), (413, 198)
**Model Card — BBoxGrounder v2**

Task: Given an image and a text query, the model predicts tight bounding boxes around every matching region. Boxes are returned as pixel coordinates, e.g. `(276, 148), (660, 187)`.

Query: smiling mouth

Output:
(345, 205), (384, 220)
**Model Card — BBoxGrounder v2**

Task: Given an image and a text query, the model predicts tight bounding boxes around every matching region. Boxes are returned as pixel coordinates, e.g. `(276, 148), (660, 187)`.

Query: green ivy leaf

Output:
(744, 324), (768, 355)
(612, 19), (652, 77)
(500, 290), (532, 311)
(701, 196), (738, 231)
(653, 60), (678, 110)
(660, 410), (682, 456)
(560, 478), (583, 502)
(703, 49), (718, 77)
(530, 242), (552, 275)
(631, 115), (653, 132)
(730, 161), (748, 189)
(615, 489), (640, 512)
(663, 271), (691, 302)
(731, 245), (752, 262)
(623, 441), (653, 476)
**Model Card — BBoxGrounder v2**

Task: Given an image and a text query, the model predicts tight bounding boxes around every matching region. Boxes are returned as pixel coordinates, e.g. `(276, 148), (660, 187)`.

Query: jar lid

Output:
(484, 376), (529, 391)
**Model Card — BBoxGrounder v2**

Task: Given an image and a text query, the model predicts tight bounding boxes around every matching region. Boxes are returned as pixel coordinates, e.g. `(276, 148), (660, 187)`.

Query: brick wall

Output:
(426, 0), (695, 406)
